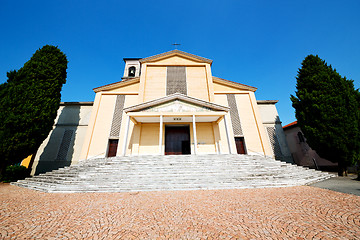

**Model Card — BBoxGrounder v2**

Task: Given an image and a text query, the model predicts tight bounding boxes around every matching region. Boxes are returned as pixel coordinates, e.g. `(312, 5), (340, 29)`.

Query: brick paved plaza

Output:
(1, 184), (359, 239)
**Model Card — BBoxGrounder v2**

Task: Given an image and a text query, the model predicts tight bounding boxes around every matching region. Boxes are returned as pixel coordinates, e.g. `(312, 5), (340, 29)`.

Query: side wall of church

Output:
(85, 95), (116, 158)
(258, 103), (293, 162)
(82, 93), (139, 159)
(213, 92), (273, 157)
(31, 103), (93, 175)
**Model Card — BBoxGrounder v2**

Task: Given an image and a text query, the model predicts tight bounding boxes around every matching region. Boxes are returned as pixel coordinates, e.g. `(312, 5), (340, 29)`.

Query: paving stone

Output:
(1, 184), (359, 239)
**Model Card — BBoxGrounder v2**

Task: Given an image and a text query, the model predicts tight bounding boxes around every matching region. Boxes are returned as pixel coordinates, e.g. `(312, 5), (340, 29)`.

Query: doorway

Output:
(165, 125), (191, 155)
(235, 137), (246, 154)
(107, 139), (118, 157)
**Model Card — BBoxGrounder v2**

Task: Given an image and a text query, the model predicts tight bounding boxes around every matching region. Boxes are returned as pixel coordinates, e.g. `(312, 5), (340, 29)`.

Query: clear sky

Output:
(1, 0), (359, 126)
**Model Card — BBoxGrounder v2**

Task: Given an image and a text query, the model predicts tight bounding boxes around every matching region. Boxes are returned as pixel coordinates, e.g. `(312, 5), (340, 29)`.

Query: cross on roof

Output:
(172, 43), (181, 49)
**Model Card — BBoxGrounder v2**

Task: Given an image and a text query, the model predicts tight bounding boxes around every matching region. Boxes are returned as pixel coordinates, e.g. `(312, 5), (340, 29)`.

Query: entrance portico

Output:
(121, 111), (232, 156)
(121, 93), (233, 156)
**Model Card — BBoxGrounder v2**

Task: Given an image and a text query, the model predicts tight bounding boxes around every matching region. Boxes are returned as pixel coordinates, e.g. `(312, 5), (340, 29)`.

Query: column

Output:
(223, 114), (233, 154)
(212, 122), (221, 155)
(192, 115), (197, 155)
(122, 115), (130, 156)
(159, 115), (163, 154)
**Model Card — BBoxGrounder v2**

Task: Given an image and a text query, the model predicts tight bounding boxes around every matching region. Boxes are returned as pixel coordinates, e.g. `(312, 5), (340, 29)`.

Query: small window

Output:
(128, 66), (136, 77)
(297, 132), (305, 142)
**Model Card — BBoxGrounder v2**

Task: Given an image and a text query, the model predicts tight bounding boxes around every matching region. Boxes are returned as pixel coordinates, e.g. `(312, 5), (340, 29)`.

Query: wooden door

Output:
(107, 139), (118, 157)
(165, 126), (191, 155)
(235, 137), (246, 154)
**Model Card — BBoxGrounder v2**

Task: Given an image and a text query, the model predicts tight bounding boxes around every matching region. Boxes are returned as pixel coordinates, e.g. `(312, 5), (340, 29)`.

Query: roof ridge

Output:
(140, 50), (213, 64)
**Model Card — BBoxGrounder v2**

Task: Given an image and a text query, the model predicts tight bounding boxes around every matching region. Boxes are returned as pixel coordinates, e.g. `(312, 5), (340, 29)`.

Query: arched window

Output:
(128, 66), (136, 77)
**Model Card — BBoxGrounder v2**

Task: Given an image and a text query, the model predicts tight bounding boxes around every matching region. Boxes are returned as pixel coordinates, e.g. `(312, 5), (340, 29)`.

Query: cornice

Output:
(93, 77), (140, 93)
(212, 76), (257, 92)
(124, 93), (229, 113)
(257, 100), (279, 104)
(140, 50), (213, 64)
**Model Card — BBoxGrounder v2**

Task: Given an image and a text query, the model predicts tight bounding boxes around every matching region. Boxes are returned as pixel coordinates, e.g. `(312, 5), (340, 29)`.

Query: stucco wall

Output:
(138, 123), (160, 154)
(195, 122), (216, 153)
(143, 66), (166, 102)
(86, 95), (116, 158)
(284, 126), (336, 169)
(257, 103), (292, 162)
(186, 66), (209, 101)
(213, 94), (235, 154)
(31, 103), (93, 175)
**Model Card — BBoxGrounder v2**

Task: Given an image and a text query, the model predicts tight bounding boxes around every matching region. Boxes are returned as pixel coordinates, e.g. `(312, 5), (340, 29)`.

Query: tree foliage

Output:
(0, 45), (68, 173)
(291, 55), (360, 175)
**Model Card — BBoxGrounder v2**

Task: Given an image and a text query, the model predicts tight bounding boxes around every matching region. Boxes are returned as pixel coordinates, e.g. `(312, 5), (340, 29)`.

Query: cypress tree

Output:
(291, 55), (360, 176)
(0, 45), (68, 174)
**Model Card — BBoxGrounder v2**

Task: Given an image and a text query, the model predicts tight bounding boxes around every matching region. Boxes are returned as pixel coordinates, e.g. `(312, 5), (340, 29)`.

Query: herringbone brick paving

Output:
(1, 184), (359, 239)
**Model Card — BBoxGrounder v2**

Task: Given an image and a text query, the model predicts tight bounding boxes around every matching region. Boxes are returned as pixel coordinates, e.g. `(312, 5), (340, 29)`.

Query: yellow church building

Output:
(30, 50), (292, 175)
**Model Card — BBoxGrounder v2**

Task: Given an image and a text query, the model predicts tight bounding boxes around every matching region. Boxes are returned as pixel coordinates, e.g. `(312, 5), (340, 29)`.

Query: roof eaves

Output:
(139, 50), (213, 64)
(93, 77), (140, 93)
(283, 121), (298, 129)
(212, 76), (257, 91)
(257, 100), (279, 104)
(123, 58), (141, 62)
(60, 102), (94, 106)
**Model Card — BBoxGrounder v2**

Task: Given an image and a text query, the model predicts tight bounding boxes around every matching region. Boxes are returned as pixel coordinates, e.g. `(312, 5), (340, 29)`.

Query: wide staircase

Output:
(12, 155), (335, 193)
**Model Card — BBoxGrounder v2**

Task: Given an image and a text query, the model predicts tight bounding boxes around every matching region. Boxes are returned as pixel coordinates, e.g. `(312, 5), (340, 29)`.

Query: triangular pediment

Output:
(140, 50), (213, 65)
(139, 100), (213, 113)
(124, 93), (229, 113)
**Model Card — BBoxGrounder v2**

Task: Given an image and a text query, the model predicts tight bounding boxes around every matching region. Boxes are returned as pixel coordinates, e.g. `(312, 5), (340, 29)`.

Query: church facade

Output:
(30, 50), (292, 175)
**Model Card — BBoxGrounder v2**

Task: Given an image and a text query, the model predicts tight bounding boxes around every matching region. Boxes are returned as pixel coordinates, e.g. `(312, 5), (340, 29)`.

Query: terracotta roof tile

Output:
(283, 121), (298, 129)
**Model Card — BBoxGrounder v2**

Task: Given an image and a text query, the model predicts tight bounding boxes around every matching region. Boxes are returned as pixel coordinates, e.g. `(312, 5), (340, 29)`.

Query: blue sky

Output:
(1, 0), (359, 126)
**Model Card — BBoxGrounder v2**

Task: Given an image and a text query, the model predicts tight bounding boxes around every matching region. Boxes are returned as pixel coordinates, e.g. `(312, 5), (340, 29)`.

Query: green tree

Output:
(0, 45), (68, 174)
(291, 55), (360, 176)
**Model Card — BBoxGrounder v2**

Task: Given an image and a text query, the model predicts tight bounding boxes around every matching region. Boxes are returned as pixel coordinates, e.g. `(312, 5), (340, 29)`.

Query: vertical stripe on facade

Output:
(226, 94), (243, 136)
(266, 127), (282, 159)
(56, 129), (74, 160)
(166, 66), (187, 95)
(110, 95), (125, 137)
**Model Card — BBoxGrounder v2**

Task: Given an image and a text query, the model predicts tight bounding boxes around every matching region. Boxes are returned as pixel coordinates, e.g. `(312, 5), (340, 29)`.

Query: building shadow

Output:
(34, 104), (80, 175)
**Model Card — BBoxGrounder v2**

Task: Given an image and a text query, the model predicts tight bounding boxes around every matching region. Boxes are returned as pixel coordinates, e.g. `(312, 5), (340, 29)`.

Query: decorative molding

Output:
(257, 100), (279, 105)
(109, 95), (125, 137)
(140, 100), (212, 113)
(227, 94), (243, 136)
(266, 127), (283, 159)
(56, 129), (74, 161)
(140, 50), (213, 64)
(124, 93), (229, 113)
(93, 78), (140, 93)
(166, 66), (187, 95)
(60, 102), (93, 106)
(212, 76), (257, 92)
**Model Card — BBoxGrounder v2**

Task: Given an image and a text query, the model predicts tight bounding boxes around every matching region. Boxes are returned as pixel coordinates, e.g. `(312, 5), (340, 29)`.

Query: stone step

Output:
(12, 154), (335, 192)
(28, 168), (322, 182)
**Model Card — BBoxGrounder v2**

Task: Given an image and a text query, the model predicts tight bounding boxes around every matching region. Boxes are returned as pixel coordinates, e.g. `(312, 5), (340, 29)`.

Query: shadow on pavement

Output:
(310, 174), (360, 196)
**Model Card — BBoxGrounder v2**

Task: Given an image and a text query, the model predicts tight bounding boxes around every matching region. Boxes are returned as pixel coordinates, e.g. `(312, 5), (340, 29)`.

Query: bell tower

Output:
(122, 58), (141, 79)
